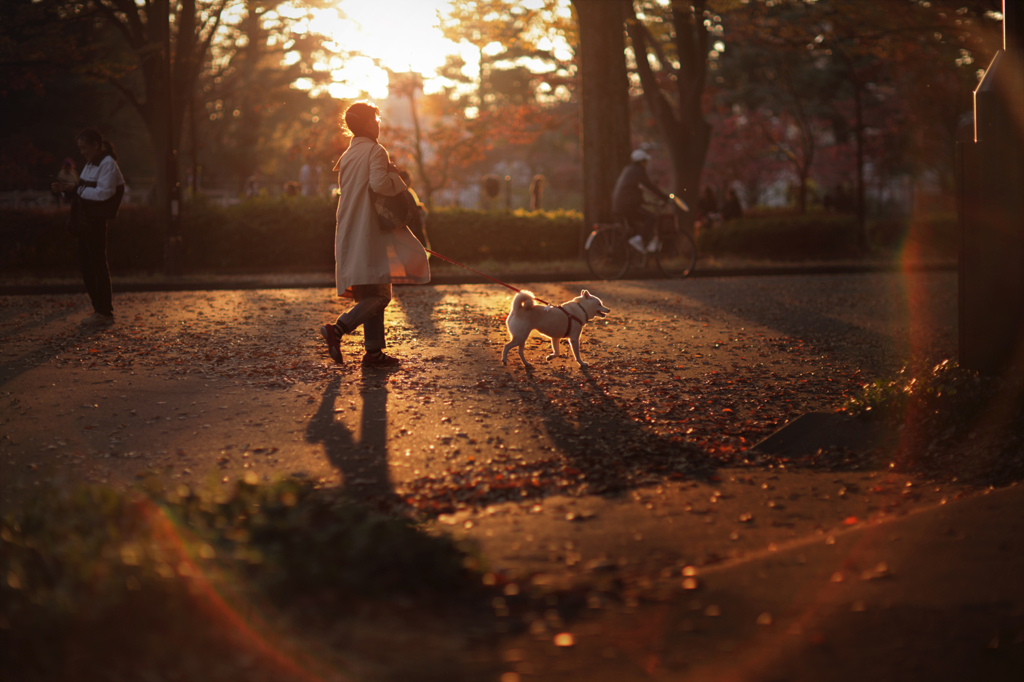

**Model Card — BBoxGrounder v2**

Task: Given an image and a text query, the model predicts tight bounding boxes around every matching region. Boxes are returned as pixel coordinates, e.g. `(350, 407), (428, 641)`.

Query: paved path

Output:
(493, 482), (1024, 682)
(1, 272), (957, 510)
(4, 271), (1021, 680)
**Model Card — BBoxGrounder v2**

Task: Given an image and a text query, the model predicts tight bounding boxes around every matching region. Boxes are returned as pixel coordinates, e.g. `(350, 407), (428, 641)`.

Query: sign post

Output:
(957, 1), (1024, 374)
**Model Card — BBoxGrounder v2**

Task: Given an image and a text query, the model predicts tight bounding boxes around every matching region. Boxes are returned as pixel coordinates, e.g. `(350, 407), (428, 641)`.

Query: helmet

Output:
(631, 149), (651, 162)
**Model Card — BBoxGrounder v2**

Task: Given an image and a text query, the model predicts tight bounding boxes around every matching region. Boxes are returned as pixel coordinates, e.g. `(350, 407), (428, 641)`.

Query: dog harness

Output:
(556, 304), (588, 338)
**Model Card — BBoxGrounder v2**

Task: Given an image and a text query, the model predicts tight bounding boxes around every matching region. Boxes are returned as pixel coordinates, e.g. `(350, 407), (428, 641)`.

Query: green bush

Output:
(697, 211), (863, 260)
(182, 197), (337, 271)
(843, 359), (1024, 483)
(1, 478), (480, 680)
(428, 207), (581, 263)
(0, 206), (166, 273)
(5, 201), (953, 274)
(867, 212), (958, 256)
(844, 359), (985, 420)
(0, 202), (584, 273)
(903, 212), (958, 256)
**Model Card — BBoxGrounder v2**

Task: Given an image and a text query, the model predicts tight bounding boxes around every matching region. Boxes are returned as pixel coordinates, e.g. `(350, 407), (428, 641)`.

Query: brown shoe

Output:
(361, 350), (400, 367)
(319, 324), (343, 363)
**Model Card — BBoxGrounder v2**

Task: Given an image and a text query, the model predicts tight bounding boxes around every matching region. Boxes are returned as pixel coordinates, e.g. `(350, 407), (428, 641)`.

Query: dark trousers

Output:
(78, 218), (113, 315)
(620, 206), (657, 241)
(335, 283), (392, 351)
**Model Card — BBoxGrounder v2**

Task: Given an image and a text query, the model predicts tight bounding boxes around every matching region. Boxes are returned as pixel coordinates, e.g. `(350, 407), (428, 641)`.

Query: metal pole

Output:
(957, 0), (1024, 373)
(1004, 0), (1023, 54)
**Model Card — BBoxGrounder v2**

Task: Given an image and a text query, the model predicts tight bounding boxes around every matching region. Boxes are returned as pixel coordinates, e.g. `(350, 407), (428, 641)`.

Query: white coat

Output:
(333, 136), (430, 297)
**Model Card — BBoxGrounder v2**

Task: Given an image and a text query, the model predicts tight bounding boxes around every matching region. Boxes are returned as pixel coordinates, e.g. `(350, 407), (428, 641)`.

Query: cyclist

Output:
(612, 148), (672, 253)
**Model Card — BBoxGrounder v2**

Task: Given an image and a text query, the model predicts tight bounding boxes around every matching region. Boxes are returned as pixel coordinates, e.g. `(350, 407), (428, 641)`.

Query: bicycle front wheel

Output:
(586, 225), (631, 280)
(655, 220), (697, 279)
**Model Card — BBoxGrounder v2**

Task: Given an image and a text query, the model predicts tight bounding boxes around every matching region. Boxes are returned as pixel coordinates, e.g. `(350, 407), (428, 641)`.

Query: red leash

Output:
(425, 248), (586, 328)
(426, 248), (554, 305)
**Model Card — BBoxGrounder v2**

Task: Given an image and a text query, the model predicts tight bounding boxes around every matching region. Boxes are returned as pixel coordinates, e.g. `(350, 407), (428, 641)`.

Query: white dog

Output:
(502, 290), (610, 367)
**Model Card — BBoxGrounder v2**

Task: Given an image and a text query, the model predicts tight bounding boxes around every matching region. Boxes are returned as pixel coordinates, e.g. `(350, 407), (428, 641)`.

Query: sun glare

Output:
(310, 0), (460, 100)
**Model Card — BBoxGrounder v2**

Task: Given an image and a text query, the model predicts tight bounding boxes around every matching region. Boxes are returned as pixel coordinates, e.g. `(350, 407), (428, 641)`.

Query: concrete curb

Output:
(0, 261), (956, 296)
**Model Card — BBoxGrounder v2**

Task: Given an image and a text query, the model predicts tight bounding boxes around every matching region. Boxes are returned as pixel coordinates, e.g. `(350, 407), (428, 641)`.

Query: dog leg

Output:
(545, 337), (562, 361)
(504, 335), (531, 366)
(568, 333), (587, 367)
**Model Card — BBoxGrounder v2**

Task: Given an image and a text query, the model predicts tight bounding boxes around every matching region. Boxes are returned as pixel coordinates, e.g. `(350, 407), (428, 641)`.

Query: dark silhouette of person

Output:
(529, 174), (545, 211)
(612, 149), (671, 253)
(698, 186), (718, 217)
(51, 128), (125, 325)
(722, 188), (744, 221)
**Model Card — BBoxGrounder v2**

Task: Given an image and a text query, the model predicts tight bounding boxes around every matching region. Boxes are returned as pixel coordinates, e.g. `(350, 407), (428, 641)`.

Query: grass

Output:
(843, 359), (1024, 484)
(1, 477), (494, 681)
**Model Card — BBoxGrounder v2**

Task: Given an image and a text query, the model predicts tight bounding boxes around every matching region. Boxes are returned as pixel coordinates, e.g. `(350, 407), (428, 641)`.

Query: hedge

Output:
(868, 211), (958, 256)
(696, 211), (959, 260)
(0, 200), (584, 274)
(696, 212), (863, 259)
(0, 201), (956, 275)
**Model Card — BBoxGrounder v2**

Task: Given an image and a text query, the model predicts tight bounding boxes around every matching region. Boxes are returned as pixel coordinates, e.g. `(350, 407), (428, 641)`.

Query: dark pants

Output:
(78, 217), (113, 316)
(620, 206), (657, 241)
(335, 283), (392, 351)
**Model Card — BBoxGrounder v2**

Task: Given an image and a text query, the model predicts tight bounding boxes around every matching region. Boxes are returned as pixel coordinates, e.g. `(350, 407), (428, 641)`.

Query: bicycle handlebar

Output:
(668, 193), (690, 212)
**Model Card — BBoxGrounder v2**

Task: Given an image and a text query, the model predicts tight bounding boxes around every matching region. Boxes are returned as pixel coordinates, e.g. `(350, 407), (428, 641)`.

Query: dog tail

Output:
(510, 290), (536, 311)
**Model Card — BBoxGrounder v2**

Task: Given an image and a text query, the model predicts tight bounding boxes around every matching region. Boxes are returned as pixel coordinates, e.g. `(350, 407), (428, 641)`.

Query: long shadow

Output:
(0, 312), (115, 388)
(304, 369), (396, 501)
(645, 273), (957, 367)
(521, 363), (718, 492)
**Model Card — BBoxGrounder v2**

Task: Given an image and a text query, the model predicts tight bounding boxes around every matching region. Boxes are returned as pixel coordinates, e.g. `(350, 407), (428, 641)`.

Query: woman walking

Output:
(319, 101), (430, 367)
(51, 128), (125, 325)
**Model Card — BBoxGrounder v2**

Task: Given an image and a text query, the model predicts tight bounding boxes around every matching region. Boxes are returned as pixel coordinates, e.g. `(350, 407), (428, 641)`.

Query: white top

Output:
(333, 136), (430, 297)
(77, 155), (125, 202)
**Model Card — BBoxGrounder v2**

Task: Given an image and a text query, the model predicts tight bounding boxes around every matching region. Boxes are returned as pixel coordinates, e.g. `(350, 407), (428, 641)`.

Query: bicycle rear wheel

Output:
(655, 218), (697, 278)
(586, 225), (631, 280)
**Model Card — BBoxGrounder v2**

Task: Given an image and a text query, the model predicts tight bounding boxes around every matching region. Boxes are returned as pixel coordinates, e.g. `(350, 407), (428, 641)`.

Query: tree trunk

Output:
(236, 1), (264, 187)
(407, 80), (435, 209)
(151, 0), (179, 274)
(626, 3), (712, 230)
(675, 125), (711, 224)
(571, 0), (632, 256)
(87, 0), (224, 274)
(798, 166), (808, 213)
(189, 95), (200, 196)
(853, 80), (867, 247)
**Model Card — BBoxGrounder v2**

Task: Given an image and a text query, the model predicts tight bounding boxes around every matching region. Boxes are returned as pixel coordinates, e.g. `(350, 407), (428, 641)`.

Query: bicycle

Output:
(585, 195), (696, 280)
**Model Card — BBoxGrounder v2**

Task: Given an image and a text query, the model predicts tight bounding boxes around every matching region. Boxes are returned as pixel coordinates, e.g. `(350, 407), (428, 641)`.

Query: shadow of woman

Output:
(305, 369), (396, 501)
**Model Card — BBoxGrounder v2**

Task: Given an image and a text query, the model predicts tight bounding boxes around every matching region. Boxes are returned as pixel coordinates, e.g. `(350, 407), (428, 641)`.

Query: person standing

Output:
(244, 168), (263, 197)
(722, 188), (744, 221)
(529, 174), (545, 211)
(51, 129), (125, 325)
(698, 186), (718, 219)
(319, 101), (430, 367)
